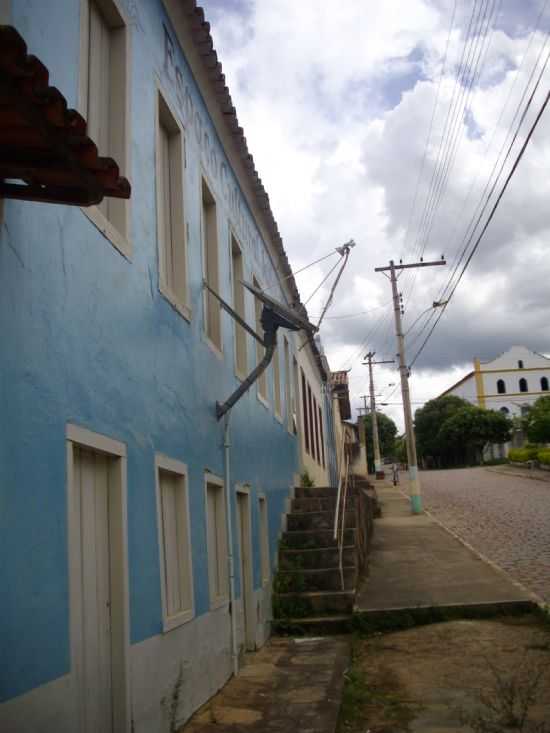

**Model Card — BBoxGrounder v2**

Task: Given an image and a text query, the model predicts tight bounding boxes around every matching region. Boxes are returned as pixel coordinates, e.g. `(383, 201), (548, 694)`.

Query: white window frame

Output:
(258, 494), (270, 587)
(253, 274), (269, 408)
(155, 86), (190, 321)
(201, 174), (223, 357)
(272, 339), (282, 421)
(66, 423), (131, 733)
(155, 454), (194, 632)
(204, 472), (229, 609)
(78, 0), (132, 259)
(231, 232), (247, 380)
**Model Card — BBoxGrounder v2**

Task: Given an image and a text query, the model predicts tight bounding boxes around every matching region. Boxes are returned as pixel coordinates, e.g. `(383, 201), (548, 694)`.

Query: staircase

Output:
(273, 483), (358, 634)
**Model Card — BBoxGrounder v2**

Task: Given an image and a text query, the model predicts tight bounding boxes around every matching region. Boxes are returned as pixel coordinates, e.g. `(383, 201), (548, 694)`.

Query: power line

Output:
(410, 86), (550, 368)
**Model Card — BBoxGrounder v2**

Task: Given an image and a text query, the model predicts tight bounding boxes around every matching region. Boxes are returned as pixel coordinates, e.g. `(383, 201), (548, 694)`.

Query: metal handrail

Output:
(333, 428), (347, 540)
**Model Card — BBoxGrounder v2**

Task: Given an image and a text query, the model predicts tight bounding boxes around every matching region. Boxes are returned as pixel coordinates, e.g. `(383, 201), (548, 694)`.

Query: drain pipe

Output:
(223, 411), (239, 678)
(219, 324), (277, 678)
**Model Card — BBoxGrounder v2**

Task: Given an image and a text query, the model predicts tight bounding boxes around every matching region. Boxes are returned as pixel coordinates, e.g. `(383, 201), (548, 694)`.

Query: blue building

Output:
(0, 2), (331, 730)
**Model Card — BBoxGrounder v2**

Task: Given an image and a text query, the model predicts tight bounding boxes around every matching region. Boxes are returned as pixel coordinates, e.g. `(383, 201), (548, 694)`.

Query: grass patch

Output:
(337, 638), (421, 732)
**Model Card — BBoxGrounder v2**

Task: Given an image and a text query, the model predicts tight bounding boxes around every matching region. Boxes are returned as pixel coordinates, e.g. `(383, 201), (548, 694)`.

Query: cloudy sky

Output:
(201, 0), (550, 430)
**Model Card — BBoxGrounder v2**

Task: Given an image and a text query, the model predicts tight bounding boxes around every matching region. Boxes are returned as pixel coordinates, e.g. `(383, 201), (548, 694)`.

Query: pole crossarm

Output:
(374, 259), (446, 273)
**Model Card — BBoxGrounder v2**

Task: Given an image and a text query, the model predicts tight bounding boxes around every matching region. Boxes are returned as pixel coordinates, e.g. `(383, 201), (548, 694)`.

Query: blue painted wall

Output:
(1, 0), (300, 701)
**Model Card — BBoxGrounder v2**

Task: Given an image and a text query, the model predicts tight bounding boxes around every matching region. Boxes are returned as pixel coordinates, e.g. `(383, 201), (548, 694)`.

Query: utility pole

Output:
(358, 395), (370, 478)
(374, 258), (446, 513)
(363, 352), (395, 479)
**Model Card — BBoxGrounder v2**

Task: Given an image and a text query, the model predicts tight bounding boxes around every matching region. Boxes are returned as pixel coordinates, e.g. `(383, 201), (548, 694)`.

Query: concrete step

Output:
(291, 496), (357, 513)
(274, 590), (355, 617)
(279, 545), (356, 570)
(286, 509), (355, 532)
(272, 614), (353, 636)
(294, 486), (338, 499)
(282, 527), (356, 550)
(276, 566), (357, 593)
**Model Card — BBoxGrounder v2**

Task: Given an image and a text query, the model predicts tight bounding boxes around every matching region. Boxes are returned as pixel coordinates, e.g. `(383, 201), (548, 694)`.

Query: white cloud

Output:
(202, 0), (550, 430)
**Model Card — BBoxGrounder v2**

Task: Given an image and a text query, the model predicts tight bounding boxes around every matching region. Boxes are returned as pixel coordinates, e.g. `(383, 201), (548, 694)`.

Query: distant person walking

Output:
(392, 461), (400, 486)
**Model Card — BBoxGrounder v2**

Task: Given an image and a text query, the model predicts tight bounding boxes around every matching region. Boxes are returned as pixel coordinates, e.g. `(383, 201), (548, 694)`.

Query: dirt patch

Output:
(338, 614), (550, 732)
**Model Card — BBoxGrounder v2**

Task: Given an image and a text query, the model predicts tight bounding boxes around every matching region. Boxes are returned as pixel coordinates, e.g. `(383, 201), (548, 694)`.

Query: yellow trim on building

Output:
(474, 357), (486, 408)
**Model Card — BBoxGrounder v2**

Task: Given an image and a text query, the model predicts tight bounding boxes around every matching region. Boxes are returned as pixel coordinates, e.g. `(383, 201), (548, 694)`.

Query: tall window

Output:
(231, 237), (247, 376)
(519, 377), (528, 393)
(273, 341), (282, 417)
(254, 277), (267, 400)
(318, 404), (325, 468)
(156, 457), (193, 630)
(202, 179), (221, 349)
(82, 0), (128, 240)
(258, 496), (270, 586)
(301, 370), (310, 454)
(312, 395), (320, 462)
(497, 379), (506, 394)
(205, 477), (228, 607)
(157, 93), (187, 310)
(518, 360), (524, 369)
(307, 385), (316, 462)
(541, 377), (549, 391)
(284, 337), (292, 431)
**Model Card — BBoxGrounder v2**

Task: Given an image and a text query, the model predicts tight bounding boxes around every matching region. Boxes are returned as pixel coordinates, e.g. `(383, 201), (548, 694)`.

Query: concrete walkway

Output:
(355, 482), (534, 613)
(180, 636), (349, 733)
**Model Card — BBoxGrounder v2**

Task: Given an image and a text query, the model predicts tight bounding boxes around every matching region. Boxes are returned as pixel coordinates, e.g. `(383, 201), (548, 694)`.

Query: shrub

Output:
(524, 443), (541, 460)
(508, 448), (532, 463)
(537, 449), (550, 466)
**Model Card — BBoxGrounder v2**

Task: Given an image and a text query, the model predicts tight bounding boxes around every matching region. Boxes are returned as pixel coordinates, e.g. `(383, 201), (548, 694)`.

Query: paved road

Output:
(419, 467), (550, 603)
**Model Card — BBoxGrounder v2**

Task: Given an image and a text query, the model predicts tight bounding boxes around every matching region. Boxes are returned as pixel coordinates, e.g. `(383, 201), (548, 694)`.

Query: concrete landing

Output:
(180, 636), (349, 733)
(355, 483), (534, 613)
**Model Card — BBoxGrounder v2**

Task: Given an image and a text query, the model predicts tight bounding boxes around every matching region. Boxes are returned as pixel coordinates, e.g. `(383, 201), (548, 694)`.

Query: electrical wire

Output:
(409, 87), (550, 369)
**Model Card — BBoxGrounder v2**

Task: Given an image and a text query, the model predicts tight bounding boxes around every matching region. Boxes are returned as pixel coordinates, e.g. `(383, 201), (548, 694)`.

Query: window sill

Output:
(159, 283), (192, 323)
(162, 608), (194, 633)
(203, 333), (224, 361)
(82, 205), (131, 260)
(235, 367), (248, 382)
(210, 596), (230, 612)
(257, 392), (270, 410)
(274, 411), (283, 425)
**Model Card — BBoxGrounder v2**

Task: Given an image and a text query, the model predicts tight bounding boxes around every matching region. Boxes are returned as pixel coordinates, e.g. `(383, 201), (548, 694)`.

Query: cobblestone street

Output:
(419, 467), (550, 603)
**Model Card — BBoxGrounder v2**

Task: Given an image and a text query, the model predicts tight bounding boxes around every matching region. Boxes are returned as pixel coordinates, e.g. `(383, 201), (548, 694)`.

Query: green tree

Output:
(415, 395), (470, 467)
(438, 405), (512, 465)
(523, 395), (550, 443)
(363, 411), (397, 471)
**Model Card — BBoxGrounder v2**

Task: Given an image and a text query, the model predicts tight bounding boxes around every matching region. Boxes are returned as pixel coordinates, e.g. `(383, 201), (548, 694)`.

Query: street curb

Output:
(415, 497), (546, 608)
(484, 466), (550, 484)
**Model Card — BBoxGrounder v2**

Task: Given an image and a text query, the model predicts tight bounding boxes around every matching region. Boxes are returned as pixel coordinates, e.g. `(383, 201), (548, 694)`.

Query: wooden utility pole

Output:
(363, 352), (395, 479)
(374, 258), (445, 513)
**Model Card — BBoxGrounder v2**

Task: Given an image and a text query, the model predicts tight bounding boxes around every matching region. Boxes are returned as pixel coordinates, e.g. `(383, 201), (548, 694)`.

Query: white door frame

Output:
(236, 485), (255, 651)
(66, 424), (131, 733)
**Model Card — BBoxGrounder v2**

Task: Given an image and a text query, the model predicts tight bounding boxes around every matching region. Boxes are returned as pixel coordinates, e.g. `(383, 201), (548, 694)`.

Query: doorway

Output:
(67, 426), (129, 733)
(236, 488), (255, 652)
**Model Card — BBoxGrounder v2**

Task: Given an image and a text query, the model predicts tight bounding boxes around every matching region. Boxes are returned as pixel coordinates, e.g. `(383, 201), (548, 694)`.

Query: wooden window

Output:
(205, 476), (228, 607)
(273, 341), (282, 417)
(258, 496), (270, 586)
(231, 236), (247, 376)
(156, 456), (193, 630)
(308, 384), (316, 461)
(301, 369), (310, 454)
(541, 377), (549, 391)
(519, 377), (528, 393)
(156, 92), (187, 313)
(202, 179), (221, 350)
(518, 360), (524, 369)
(254, 276), (268, 401)
(313, 396), (320, 464)
(497, 379), (506, 394)
(318, 404), (325, 468)
(284, 337), (292, 431)
(81, 0), (129, 250)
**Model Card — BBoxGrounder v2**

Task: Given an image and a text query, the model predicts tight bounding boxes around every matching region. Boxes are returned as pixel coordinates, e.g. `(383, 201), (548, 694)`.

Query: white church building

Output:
(439, 345), (550, 456)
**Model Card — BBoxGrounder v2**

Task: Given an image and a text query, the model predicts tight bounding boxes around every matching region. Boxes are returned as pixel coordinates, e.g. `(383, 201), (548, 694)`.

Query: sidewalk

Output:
(180, 637), (349, 733)
(355, 481), (535, 614)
